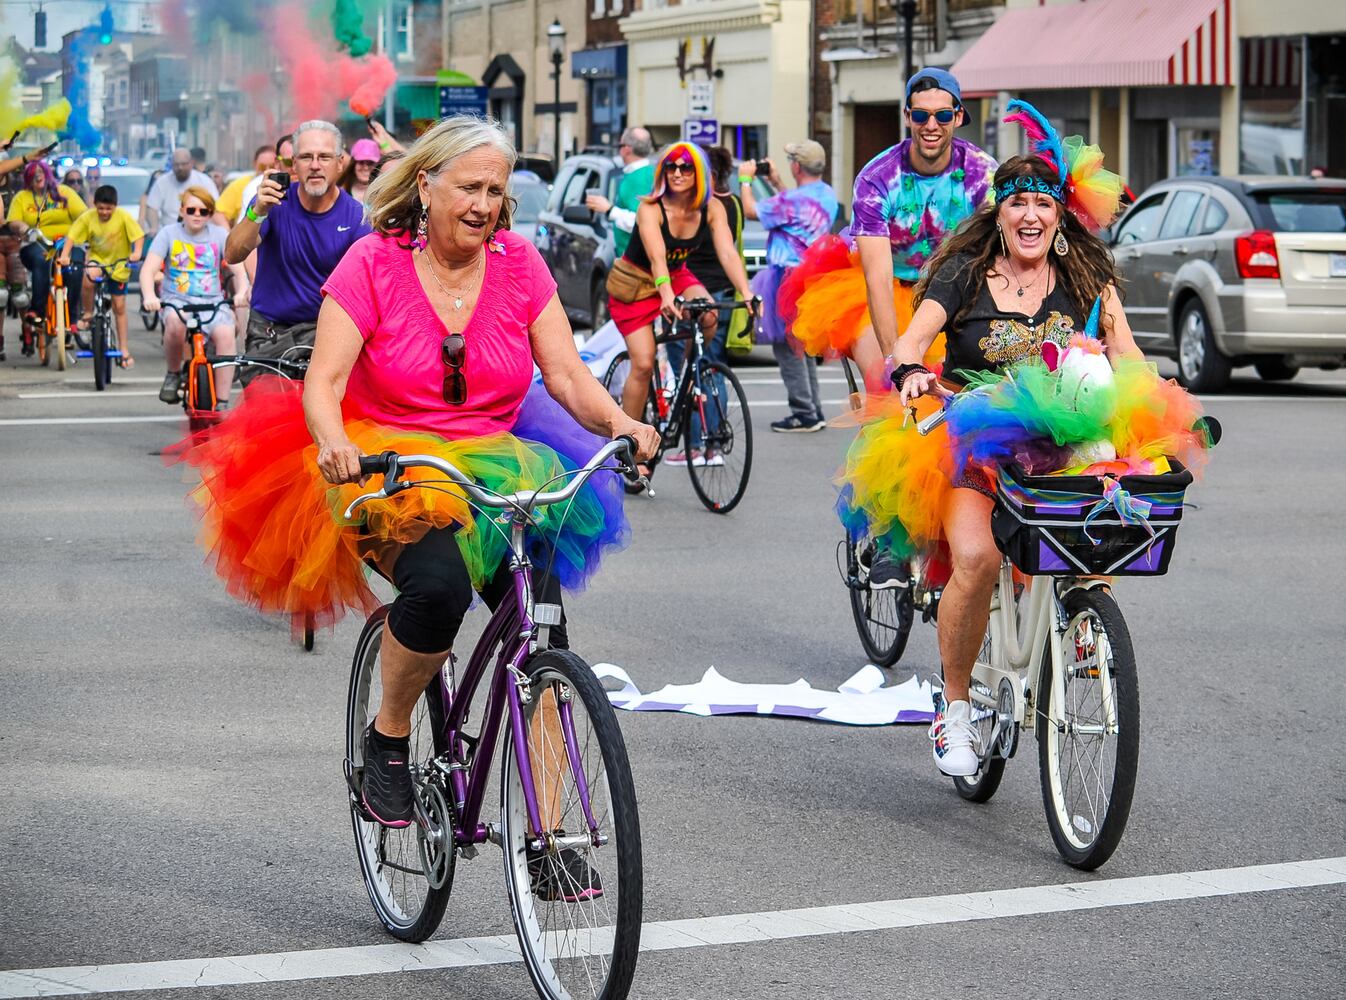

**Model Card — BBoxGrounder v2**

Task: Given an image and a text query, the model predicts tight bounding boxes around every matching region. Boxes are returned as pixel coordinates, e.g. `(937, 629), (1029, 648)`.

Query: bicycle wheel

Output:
(847, 541), (914, 668)
(950, 624), (1007, 803)
(684, 359), (752, 514)
(91, 316), (109, 391)
(601, 351), (658, 427)
(1037, 587), (1139, 870)
(501, 649), (642, 1000)
(346, 610), (455, 941)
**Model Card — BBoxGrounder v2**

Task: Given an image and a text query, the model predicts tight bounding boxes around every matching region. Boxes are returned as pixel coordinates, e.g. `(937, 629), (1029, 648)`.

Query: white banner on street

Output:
(592, 663), (938, 726)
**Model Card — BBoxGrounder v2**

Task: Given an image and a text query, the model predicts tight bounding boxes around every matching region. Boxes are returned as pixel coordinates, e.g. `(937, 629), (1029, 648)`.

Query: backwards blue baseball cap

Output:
(904, 67), (969, 125)
(905, 67), (963, 105)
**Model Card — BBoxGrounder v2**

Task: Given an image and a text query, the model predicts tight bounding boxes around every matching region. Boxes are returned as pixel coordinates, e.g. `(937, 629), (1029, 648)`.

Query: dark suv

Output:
(535, 153), (769, 330)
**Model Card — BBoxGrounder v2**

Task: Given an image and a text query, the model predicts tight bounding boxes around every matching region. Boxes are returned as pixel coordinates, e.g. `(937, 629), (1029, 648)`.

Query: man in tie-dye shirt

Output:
(849, 69), (996, 372)
(740, 140), (839, 432)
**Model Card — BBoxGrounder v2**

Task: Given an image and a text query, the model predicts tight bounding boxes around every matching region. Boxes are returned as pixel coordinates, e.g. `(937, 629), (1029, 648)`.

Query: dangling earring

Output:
(996, 222), (1007, 257)
(1053, 228), (1069, 256)
(415, 205), (429, 250)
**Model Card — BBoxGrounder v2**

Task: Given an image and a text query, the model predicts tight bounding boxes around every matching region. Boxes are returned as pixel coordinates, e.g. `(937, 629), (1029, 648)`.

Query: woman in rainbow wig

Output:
(842, 100), (1210, 779)
(607, 142), (756, 438)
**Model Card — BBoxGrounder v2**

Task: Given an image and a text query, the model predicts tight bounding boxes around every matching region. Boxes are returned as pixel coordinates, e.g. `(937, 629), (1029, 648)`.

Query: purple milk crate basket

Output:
(990, 460), (1194, 577)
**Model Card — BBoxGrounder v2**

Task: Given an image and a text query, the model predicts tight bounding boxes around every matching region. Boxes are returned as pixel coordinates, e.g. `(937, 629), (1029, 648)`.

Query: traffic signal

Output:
(34, 10), (46, 48)
(98, 5), (114, 44)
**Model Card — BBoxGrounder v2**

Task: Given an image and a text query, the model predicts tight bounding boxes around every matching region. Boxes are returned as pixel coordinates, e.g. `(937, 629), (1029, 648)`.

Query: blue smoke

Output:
(61, 11), (110, 151)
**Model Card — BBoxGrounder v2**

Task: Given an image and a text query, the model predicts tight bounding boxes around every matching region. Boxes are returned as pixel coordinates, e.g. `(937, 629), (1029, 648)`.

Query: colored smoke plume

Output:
(268, 2), (396, 122)
(0, 56), (22, 136)
(63, 27), (105, 150)
(16, 99), (74, 135)
(332, 0), (373, 58)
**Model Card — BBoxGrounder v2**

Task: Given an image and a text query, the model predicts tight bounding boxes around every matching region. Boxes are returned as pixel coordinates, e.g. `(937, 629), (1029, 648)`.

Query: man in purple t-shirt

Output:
(226, 119), (370, 383)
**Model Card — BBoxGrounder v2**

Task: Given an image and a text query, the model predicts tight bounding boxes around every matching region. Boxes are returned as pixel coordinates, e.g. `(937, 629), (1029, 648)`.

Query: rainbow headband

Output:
(650, 142), (711, 207)
(999, 98), (1125, 231)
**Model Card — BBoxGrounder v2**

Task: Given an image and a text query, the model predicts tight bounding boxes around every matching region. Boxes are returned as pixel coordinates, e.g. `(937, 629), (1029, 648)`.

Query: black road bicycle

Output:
(601, 297), (755, 514)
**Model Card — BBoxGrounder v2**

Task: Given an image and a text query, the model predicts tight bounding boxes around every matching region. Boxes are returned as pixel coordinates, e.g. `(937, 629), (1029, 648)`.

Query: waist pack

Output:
(605, 258), (657, 304)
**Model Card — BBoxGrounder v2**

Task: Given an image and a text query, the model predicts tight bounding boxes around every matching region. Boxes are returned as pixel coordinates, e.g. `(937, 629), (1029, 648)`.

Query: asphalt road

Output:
(2, 323), (1344, 999)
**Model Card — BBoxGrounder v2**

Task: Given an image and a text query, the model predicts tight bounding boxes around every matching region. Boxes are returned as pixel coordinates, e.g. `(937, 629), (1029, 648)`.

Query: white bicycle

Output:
(915, 400), (1211, 870)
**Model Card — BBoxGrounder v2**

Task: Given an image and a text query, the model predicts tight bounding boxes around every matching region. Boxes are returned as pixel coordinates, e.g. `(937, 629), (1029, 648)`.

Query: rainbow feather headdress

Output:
(998, 99), (1125, 232)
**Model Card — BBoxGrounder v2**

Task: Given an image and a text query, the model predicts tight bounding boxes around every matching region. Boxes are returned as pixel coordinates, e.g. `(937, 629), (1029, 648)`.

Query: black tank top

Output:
(623, 201), (709, 273)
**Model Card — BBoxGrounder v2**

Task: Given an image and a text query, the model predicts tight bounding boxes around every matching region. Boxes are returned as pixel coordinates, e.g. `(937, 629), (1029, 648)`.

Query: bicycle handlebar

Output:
(160, 300), (226, 326)
(344, 436), (637, 520)
(672, 295), (760, 315)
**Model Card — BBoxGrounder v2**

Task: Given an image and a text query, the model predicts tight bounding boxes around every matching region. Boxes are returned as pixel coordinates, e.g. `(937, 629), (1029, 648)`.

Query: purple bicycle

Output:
(343, 438), (643, 1000)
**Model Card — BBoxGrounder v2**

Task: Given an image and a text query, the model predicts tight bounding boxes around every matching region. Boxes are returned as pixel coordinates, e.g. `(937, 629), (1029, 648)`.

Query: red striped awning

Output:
(951, 0), (1234, 92)
(1241, 37), (1302, 89)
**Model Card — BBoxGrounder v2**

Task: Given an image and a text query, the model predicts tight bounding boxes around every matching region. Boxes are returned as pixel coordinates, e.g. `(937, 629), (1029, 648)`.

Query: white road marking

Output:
(0, 415), (182, 426)
(63, 378), (164, 385)
(1, 856), (1341, 997)
(18, 391), (160, 399)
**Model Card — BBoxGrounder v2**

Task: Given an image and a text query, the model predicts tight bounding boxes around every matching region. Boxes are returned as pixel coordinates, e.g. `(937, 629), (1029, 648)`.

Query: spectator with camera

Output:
(225, 120), (370, 385)
(739, 141), (839, 433)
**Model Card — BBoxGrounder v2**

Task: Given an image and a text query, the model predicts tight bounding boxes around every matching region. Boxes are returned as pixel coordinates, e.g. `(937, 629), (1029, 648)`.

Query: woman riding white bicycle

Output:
(843, 103), (1209, 778)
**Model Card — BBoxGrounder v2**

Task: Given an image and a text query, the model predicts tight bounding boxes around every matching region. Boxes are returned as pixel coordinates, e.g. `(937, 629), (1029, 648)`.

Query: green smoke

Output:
(331, 0), (372, 57)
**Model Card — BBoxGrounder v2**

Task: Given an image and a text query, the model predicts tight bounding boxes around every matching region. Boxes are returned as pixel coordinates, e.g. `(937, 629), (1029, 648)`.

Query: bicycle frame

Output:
(349, 444), (631, 854)
(970, 565), (1114, 745)
(427, 522), (573, 853)
(650, 325), (717, 453)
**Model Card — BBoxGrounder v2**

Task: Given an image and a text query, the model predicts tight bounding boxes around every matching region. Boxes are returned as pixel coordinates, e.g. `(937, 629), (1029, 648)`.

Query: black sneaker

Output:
(868, 551), (909, 591)
(528, 842), (604, 902)
(158, 372), (183, 404)
(360, 725), (414, 828)
(771, 414), (826, 433)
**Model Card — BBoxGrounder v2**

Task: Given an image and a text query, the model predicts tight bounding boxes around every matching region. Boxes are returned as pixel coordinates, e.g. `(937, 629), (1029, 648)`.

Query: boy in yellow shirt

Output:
(60, 185), (146, 368)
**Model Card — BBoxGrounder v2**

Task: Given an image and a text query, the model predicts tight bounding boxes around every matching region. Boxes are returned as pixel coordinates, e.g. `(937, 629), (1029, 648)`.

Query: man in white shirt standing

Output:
(583, 126), (654, 259)
(145, 147), (219, 232)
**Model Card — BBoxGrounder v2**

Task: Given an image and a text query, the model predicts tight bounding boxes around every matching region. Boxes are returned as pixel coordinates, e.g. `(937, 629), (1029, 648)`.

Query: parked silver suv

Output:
(1109, 176), (1346, 391)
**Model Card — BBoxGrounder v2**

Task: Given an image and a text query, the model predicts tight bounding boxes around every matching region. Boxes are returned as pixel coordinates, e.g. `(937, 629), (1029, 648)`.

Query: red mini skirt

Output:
(609, 266), (703, 336)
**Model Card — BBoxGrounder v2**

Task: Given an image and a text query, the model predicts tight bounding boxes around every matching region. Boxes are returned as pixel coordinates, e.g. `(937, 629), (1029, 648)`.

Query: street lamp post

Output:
(140, 98), (150, 159)
(547, 19), (566, 170)
(898, 0), (918, 79)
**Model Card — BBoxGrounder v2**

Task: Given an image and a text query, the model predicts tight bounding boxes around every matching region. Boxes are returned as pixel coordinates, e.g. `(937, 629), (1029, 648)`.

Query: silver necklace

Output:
(1004, 255), (1047, 298)
(421, 247), (481, 310)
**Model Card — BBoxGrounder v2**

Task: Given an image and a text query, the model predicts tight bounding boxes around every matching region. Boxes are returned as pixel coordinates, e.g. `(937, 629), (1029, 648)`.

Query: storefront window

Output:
(724, 125), (768, 162)
(1305, 34), (1346, 178)
(1240, 36), (1304, 175)
(1173, 125), (1219, 176)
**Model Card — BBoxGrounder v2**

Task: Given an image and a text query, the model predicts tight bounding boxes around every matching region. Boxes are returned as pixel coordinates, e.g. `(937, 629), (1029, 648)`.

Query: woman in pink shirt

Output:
(178, 118), (657, 828)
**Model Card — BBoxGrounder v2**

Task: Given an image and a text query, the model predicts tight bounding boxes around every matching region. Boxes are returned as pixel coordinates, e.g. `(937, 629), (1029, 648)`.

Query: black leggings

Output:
(385, 526), (569, 654)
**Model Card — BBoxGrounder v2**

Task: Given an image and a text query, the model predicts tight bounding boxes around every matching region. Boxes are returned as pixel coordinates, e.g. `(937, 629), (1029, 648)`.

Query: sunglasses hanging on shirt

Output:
(441, 333), (467, 405)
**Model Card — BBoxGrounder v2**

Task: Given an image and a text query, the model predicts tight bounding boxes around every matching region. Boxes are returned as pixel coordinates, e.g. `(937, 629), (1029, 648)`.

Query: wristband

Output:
(653, 275), (671, 288)
(245, 202), (267, 224)
(892, 363), (930, 392)
(737, 175), (751, 185)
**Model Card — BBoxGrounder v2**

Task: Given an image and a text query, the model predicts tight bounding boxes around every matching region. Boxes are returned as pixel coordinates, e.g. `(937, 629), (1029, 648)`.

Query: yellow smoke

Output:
(15, 99), (73, 135)
(0, 56), (22, 135)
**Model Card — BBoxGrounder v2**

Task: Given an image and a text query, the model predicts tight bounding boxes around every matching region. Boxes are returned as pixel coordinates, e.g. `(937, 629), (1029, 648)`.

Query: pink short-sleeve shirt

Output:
(322, 229), (557, 439)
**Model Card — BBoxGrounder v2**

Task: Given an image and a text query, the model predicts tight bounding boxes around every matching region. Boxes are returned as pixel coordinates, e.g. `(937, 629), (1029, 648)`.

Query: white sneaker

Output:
(929, 699), (981, 777)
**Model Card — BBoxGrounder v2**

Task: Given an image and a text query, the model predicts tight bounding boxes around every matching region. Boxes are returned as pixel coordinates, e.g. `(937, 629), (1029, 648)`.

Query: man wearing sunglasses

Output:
(226, 120), (370, 385)
(787, 67), (996, 588)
